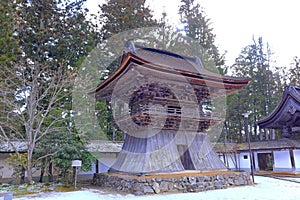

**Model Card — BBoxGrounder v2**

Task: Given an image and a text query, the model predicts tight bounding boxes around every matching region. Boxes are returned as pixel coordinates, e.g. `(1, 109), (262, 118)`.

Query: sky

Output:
(85, 0), (300, 67)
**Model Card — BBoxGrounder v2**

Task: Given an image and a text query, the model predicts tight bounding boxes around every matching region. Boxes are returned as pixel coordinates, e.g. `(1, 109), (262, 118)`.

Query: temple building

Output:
(255, 85), (300, 172)
(213, 86), (300, 174)
(91, 41), (251, 174)
(258, 85), (300, 137)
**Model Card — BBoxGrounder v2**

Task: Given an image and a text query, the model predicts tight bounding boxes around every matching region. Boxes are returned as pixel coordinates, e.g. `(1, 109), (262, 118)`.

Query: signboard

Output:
(72, 160), (82, 167)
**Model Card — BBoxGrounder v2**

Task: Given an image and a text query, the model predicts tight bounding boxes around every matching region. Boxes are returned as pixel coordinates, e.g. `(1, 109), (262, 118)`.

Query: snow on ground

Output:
(14, 176), (300, 200)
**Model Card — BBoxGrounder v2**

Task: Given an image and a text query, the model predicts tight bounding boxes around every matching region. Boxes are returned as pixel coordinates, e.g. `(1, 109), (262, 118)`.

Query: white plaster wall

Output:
(0, 153), (14, 179)
(226, 153), (238, 169)
(293, 150), (300, 171)
(238, 152), (251, 170)
(273, 150), (292, 171)
(87, 152), (118, 173)
(223, 153), (239, 170)
(253, 152), (259, 171)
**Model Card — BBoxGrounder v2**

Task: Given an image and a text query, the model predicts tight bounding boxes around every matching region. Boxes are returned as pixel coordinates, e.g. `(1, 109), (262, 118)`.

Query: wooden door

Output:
(177, 145), (195, 170)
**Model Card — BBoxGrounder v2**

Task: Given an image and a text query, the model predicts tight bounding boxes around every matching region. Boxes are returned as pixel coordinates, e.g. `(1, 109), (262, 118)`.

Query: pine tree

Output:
(178, 0), (225, 69)
(99, 0), (157, 40)
(226, 37), (284, 142)
(289, 56), (300, 87)
(91, 0), (159, 141)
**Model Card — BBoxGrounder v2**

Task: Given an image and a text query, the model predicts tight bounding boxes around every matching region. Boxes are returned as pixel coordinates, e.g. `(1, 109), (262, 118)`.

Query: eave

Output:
(258, 86), (300, 129)
(90, 52), (251, 100)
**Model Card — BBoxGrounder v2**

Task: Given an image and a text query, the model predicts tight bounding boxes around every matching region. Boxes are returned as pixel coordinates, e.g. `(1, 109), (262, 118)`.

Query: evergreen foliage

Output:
(179, 0), (225, 70)
(99, 0), (157, 40)
(1, 0), (300, 184)
(224, 37), (287, 142)
(0, 0), (95, 183)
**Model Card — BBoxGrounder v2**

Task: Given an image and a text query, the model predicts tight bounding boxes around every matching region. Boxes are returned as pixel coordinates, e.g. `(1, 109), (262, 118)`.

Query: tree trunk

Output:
(39, 166), (45, 183)
(20, 167), (25, 184)
(49, 162), (53, 182)
(254, 116), (258, 141)
(27, 148), (34, 184)
(27, 164), (33, 184)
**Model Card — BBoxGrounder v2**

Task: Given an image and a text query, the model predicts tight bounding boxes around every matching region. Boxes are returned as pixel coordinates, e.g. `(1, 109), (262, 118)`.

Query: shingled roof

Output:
(91, 42), (251, 100)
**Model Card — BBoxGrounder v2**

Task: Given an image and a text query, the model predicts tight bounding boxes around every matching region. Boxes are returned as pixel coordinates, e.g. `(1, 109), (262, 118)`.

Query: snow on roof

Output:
(87, 139), (300, 154)
(214, 139), (300, 153)
(87, 140), (123, 153)
(0, 141), (27, 152)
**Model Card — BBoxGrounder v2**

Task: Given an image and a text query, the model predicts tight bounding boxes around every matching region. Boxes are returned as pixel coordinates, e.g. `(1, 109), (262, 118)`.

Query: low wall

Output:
(93, 171), (252, 195)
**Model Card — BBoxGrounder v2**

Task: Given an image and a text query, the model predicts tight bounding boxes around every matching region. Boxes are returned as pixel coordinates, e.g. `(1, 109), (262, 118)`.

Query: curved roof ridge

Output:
(134, 44), (204, 68)
(258, 85), (300, 129)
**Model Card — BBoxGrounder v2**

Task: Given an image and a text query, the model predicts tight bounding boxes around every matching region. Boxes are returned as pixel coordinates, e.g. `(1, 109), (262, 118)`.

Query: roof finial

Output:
(124, 39), (136, 54)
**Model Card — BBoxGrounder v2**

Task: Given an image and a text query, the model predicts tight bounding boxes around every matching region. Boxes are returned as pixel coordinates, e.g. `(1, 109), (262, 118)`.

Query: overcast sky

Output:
(86, 0), (300, 67)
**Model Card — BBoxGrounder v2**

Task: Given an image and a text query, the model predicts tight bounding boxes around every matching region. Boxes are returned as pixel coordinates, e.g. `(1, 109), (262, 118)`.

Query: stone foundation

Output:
(93, 171), (252, 195)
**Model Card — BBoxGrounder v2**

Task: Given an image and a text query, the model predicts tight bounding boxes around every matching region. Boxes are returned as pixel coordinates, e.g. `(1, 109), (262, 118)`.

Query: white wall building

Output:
(216, 139), (300, 173)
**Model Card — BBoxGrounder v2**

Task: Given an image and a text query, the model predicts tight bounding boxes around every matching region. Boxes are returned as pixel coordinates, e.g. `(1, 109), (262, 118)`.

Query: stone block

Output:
(137, 178), (146, 183)
(160, 181), (169, 192)
(133, 182), (144, 192)
(196, 176), (205, 182)
(92, 171), (252, 195)
(188, 176), (196, 184)
(214, 181), (223, 189)
(155, 177), (162, 182)
(152, 182), (160, 194)
(228, 178), (234, 185)
(238, 176), (246, 185)
(133, 191), (144, 196)
(143, 186), (154, 194)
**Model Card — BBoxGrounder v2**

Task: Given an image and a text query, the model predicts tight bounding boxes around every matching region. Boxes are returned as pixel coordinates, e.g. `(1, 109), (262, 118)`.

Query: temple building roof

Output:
(258, 86), (300, 135)
(213, 138), (300, 153)
(91, 42), (251, 100)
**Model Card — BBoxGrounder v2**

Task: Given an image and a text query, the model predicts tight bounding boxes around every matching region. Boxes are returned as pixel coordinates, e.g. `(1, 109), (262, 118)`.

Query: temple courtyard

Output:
(13, 176), (300, 200)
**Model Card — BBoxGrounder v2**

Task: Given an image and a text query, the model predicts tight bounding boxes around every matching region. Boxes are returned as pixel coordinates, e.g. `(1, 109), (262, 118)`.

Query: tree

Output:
(289, 56), (300, 87)
(97, 0), (158, 73)
(0, 1), (19, 67)
(34, 127), (95, 184)
(226, 37), (284, 142)
(178, 0), (225, 70)
(0, 0), (94, 184)
(98, 0), (157, 40)
(88, 0), (159, 141)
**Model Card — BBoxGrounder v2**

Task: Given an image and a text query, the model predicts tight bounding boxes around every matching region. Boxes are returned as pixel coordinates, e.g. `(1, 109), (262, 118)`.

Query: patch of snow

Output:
(14, 176), (300, 200)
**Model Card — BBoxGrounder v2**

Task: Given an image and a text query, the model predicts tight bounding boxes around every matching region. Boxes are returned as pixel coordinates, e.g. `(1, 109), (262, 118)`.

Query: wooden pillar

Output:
(252, 152), (256, 171)
(96, 159), (99, 173)
(259, 128), (263, 141)
(290, 150), (296, 171)
(265, 129), (269, 140)
(270, 129), (275, 140)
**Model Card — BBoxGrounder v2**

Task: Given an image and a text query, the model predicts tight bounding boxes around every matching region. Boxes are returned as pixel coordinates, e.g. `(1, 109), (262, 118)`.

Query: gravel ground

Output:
(11, 176), (300, 200)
